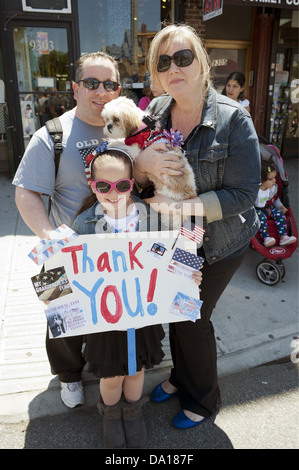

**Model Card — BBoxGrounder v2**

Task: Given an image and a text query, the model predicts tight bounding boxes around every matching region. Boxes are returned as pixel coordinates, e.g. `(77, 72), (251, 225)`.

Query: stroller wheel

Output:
(256, 259), (281, 286)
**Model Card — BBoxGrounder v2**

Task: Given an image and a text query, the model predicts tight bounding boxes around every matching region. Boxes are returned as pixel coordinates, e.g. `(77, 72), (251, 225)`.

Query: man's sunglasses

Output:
(157, 49), (194, 72)
(76, 78), (119, 92)
(91, 178), (133, 194)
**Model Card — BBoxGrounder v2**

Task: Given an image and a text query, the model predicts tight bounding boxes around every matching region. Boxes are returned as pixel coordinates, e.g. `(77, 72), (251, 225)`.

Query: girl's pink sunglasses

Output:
(91, 178), (133, 194)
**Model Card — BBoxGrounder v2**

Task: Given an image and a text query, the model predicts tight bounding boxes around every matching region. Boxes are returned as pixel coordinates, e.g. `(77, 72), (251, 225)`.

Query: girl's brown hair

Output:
(260, 160), (276, 184)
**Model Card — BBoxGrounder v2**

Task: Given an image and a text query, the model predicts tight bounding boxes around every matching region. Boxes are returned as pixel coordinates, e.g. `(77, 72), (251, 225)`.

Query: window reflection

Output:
(13, 26), (72, 147)
(78, 0), (173, 104)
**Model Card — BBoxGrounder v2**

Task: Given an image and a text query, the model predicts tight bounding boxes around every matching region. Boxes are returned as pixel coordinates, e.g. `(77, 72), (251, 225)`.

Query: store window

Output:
(78, 0), (174, 104)
(269, 9), (298, 157)
(204, 5), (252, 96)
(206, 41), (250, 93)
(12, 26), (73, 148)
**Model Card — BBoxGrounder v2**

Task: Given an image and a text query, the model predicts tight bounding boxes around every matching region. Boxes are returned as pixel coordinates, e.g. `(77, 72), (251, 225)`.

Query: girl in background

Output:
(222, 71), (250, 112)
(255, 161), (297, 247)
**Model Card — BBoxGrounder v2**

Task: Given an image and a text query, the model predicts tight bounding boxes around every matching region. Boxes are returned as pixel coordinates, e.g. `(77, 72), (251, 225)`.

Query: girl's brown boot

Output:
(97, 399), (126, 448)
(122, 396), (148, 448)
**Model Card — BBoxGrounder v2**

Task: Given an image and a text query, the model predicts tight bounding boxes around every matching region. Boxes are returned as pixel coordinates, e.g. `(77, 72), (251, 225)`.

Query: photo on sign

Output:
(45, 300), (87, 338)
(31, 266), (72, 302)
(167, 247), (204, 280)
(148, 241), (167, 260)
(170, 292), (202, 323)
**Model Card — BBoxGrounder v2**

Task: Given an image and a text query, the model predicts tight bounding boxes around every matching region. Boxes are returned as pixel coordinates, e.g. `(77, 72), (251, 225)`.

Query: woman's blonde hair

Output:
(147, 24), (211, 95)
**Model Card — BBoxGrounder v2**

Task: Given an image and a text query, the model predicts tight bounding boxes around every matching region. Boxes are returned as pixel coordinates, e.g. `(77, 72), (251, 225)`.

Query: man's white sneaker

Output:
(60, 381), (85, 408)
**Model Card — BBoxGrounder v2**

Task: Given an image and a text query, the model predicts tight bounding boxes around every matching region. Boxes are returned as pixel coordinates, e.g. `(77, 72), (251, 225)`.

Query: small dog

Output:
(101, 96), (197, 206)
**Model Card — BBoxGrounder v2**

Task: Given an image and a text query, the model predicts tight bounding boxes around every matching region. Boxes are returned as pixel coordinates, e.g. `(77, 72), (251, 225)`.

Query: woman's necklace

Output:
(171, 102), (203, 141)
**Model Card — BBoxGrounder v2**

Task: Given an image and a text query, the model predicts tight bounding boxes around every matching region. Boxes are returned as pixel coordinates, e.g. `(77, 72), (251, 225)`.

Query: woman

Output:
(134, 24), (260, 429)
(222, 71), (250, 112)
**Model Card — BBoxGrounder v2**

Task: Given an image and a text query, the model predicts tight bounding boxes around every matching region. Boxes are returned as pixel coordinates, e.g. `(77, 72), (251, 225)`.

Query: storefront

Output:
(0, 0), (181, 173)
(204, 0), (298, 157)
(0, 0), (297, 175)
(266, 8), (298, 158)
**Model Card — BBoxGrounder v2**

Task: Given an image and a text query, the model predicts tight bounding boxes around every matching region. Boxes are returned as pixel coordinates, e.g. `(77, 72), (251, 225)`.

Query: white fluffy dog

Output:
(101, 96), (197, 204)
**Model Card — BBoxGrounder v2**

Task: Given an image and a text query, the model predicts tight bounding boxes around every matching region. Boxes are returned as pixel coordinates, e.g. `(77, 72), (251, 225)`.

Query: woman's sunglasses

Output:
(91, 178), (133, 194)
(76, 78), (119, 92)
(157, 49), (194, 73)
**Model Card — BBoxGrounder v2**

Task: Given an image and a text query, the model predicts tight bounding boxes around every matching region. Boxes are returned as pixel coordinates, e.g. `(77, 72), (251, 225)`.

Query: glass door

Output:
(12, 25), (74, 149)
(206, 40), (251, 95)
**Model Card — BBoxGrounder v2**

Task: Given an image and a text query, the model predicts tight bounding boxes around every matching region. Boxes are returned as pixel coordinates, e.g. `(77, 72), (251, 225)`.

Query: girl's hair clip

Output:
(85, 141), (109, 167)
(85, 140), (133, 176)
(268, 166), (271, 173)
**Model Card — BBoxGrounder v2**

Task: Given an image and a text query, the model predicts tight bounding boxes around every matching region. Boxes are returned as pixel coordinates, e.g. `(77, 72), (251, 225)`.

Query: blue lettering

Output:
(83, 243), (94, 273)
(112, 250), (128, 272)
(122, 277), (145, 317)
(72, 278), (104, 324)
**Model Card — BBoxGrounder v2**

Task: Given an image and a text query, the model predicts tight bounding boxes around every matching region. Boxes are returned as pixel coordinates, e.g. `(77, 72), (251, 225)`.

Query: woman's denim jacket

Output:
(72, 194), (161, 235)
(146, 86), (261, 264)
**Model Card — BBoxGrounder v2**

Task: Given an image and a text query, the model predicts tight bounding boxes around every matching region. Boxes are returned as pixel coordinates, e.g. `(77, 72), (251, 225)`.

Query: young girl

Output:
(222, 71), (250, 112)
(255, 161), (297, 247)
(72, 142), (203, 448)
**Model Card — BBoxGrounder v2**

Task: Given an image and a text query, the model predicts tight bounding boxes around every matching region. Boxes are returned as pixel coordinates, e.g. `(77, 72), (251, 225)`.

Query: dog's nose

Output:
(107, 124), (113, 132)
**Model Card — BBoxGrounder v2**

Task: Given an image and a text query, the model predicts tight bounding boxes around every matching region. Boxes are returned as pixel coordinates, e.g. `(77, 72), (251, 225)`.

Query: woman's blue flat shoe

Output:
(172, 410), (206, 429)
(151, 382), (178, 403)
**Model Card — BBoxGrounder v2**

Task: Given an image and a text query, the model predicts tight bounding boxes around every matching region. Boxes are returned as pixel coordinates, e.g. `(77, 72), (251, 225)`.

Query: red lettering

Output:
(147, 268), (158, 302)
(61, 245), (83, 274)
(129, 241), (143, 270)
(205, 0), (210, 14)
(97, 252), (112, 272)
(100, 285), (122, 324)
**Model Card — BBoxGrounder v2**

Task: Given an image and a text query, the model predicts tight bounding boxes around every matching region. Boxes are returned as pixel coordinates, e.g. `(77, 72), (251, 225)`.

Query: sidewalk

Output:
(0, 158), (298, 424)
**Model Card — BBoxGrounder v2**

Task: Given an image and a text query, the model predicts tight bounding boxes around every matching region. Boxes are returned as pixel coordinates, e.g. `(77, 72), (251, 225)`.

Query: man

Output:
(13, 52), (121, 408)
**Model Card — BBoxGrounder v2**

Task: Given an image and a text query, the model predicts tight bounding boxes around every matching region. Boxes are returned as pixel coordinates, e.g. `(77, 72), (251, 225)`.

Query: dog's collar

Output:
(131, 116), (156, 137)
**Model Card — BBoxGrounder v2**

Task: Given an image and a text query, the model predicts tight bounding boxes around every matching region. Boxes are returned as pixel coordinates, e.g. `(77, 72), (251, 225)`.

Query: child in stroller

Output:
(255, 160), (297, 247)
(250, 142), (298, 285)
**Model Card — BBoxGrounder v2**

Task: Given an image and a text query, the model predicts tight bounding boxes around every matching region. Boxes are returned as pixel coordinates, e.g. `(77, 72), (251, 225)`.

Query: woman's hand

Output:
(134, 143), (184, 185)
(144, 193), (178, 213)
(144, 192), (205, 218)
(192, 269), (203, 291)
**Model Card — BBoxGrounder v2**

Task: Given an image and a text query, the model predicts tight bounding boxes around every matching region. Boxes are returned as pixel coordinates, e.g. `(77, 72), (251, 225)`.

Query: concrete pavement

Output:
(0, 158), (298, 430)
(0, 360), (298, 449)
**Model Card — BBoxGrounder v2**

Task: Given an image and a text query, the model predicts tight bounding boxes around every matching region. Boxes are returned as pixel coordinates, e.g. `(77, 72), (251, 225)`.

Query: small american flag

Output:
(180, 221), (205, 245)
(172, 248), (204, 270)
(79, 147), (95, 181)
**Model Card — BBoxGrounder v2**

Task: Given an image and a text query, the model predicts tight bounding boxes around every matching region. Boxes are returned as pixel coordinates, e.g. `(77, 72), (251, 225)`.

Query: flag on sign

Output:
(172, 248), (204, 271)
(180, 221), (205, 245)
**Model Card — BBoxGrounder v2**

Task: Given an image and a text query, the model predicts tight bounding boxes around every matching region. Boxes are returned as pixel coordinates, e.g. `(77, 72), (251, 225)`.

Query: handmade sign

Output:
(40, 231), (203, 339)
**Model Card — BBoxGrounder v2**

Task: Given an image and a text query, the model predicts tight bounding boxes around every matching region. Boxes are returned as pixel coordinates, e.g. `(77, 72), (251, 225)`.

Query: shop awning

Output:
(225, 0), (298, 10)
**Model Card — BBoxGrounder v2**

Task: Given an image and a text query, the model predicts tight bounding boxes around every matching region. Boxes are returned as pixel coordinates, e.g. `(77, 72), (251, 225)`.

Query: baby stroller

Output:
(250, 141), (298, 286)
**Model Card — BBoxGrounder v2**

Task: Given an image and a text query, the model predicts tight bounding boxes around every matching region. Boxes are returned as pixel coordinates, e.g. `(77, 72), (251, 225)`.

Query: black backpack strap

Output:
(46, 117), (63, 177)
